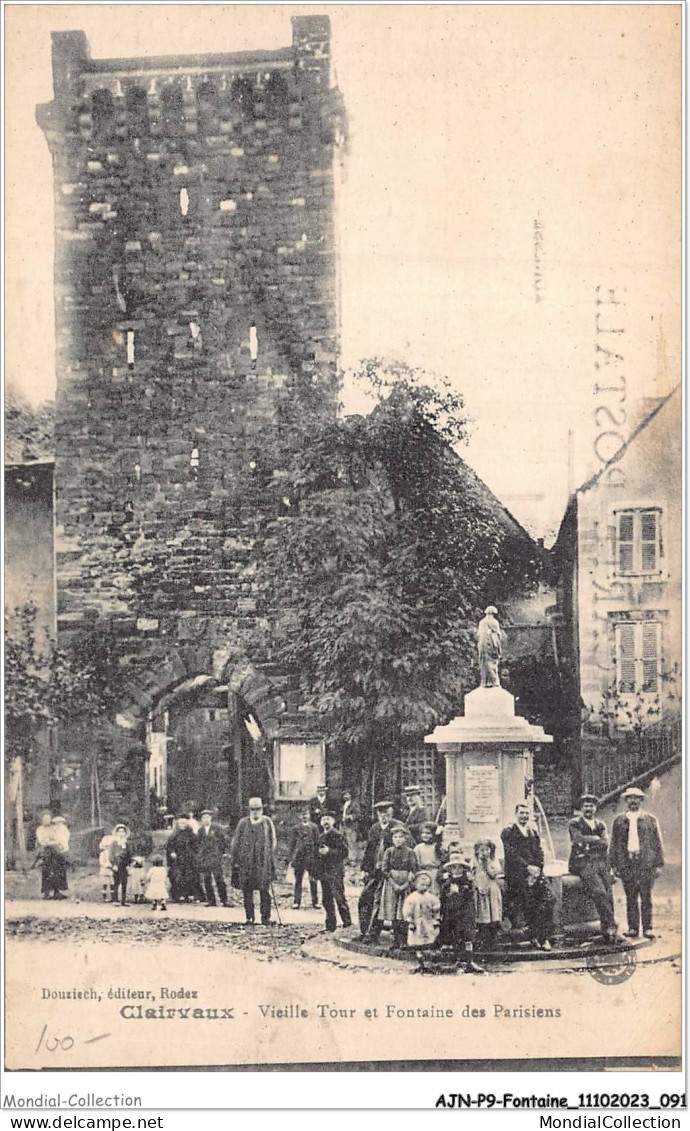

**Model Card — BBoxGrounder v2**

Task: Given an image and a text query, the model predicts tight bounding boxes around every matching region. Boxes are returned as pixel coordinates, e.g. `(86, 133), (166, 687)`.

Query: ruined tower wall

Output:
(38, 18), (342, 728)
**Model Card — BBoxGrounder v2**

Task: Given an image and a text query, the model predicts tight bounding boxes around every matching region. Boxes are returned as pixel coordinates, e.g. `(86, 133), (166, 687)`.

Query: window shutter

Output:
(618, 513), (634, 573)
(617, 623), (636, 692)
(640, 511), (658, 572)
(641, 622), (659, 691)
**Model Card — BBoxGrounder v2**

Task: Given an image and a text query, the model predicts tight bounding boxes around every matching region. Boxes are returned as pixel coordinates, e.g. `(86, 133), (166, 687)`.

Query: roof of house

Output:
(551, 384), (680, 559)
(576, 384), (680, 496)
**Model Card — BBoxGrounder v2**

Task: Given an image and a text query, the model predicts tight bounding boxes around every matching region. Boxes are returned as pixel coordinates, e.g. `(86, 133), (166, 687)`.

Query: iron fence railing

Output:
(582, 715), (681, 799)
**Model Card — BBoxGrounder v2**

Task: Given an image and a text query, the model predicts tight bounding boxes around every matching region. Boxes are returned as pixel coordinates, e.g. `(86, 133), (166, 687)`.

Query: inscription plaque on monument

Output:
(465, 764), (501, 823)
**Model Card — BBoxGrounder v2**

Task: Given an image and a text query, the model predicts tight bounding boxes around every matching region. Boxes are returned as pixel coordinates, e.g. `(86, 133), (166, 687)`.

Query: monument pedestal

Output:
(425, 686), (553, 859)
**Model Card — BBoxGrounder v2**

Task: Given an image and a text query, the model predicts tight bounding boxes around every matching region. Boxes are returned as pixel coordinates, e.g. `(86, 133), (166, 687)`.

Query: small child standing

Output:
(403, 871), (441, 972)
(380, 827), (417, 948)
(146, 856), (169, 911)
(473, 839), (503, 950)
(439, 844), (483, 973)
(128, 856), (147, 904)
(98, 831), (115, 902)
(414, 823), (442, 894)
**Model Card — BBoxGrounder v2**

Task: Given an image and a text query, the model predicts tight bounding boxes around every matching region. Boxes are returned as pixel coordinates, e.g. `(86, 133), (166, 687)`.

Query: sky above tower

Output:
(5, 5), (680, 540)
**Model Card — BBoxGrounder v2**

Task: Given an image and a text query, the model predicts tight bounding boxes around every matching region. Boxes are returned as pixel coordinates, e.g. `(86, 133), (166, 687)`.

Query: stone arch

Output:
(222, 656), (285, 740)
(115, 646), (215, 728)
(117, 649), (284, 820)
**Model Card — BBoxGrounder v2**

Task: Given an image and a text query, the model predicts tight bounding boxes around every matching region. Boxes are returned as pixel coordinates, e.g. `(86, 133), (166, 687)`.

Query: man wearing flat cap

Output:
(197, 809), (229, 907)
(609, 787), (664, 939)
(403, 785), (429, 845)
(568, 795), (617, 942)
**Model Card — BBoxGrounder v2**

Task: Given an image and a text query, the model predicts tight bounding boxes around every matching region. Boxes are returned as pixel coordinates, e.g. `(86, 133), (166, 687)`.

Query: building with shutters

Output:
(550, 386), (681, 801)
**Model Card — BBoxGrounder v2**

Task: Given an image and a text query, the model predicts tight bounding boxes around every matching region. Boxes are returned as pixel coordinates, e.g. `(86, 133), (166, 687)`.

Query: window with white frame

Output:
(614, 507), (663, 576)
(614, 620), (661, 695)
(275, 741), (325, 800)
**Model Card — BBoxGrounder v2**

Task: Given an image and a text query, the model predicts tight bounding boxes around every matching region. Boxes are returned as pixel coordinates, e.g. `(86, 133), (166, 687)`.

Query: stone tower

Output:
(37, 17), (344, 824)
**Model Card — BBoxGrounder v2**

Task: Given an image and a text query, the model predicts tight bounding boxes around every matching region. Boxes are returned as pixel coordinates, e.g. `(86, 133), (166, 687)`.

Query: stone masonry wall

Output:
(37, 17), (343, 731)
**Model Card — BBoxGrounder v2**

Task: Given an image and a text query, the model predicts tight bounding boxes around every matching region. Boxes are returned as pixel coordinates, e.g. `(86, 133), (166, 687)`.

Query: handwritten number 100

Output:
(35, 1024), (74, 1054)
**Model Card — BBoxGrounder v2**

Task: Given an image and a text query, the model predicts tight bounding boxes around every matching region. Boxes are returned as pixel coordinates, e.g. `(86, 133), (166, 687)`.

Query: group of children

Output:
(99, 826), (169, 910)
(378, 823), (503, 972)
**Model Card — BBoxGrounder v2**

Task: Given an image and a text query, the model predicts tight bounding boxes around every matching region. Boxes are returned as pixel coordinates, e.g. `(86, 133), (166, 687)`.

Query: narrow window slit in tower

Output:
(180, 188), (189, 216)
(127, 330), (135, 366)
(249, 325), (258, 361)
(190, 447), (200, 473)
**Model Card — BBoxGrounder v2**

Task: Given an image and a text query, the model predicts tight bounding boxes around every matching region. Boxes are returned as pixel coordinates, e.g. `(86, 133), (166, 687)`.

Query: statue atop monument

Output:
(477, 605), (503, 688)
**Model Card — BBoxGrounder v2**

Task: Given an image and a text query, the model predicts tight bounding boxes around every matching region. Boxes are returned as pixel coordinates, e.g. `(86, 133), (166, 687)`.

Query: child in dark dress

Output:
(379, 828), (417, 948)
(439, 844), (483, 973)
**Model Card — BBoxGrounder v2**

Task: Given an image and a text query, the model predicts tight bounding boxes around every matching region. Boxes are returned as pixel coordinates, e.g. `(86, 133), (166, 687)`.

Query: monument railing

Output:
(581, 715), (682, 799)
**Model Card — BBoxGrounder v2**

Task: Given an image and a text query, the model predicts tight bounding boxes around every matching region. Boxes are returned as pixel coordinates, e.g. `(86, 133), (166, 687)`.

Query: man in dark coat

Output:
(288, 809), (321, 909)
(358, 800), (398, 940)
(166, 816), (200, 903)
(230, 797), (277, 926)
(197, 810), (229, 907)
(609, 787), (664, 939)
(568, 795), (617, 941)
(309, 785), (329, 828)
(501, 803), (554, 950)
(403, 785), (429, 844)
(318, 812), (352, 932)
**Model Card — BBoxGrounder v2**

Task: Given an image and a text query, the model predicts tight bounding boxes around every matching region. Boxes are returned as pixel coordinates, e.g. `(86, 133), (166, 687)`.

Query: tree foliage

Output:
(4, 384), (55, 465)
(255, 361), (545, 774)
(5, 602), (124, 767)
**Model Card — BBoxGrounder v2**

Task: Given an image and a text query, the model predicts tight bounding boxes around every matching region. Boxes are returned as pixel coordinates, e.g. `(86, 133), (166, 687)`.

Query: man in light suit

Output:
(609, 787), (664, 940)
(568, 795), (617, 942)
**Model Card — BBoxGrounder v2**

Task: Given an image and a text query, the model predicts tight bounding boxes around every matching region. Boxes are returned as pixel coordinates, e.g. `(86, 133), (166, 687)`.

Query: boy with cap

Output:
(439, 844), (483, 973)
(197, 810), (229, 907)
(609, 787), (664, 939)
(568, 795), (618, 942)
(318, 812), (352, 931)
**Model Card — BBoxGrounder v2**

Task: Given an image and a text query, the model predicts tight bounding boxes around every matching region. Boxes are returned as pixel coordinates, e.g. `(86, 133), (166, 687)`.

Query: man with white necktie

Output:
(609, 787), (664, 940)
